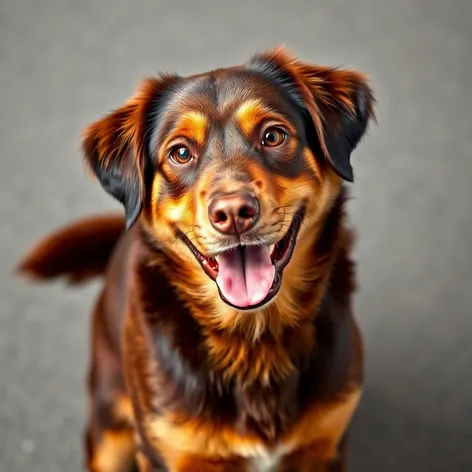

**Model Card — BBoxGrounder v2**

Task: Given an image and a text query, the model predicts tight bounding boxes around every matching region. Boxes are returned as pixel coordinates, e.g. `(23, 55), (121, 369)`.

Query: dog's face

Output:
(83, 48), (374, 313)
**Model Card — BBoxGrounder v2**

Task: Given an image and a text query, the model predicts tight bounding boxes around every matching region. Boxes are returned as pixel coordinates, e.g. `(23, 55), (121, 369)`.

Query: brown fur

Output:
(16, 47), (375, 471)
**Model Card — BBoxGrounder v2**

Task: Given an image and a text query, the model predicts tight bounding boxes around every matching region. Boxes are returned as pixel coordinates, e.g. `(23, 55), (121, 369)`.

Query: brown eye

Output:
(262, 128), (287, 147)
(170, 146), (193, 164)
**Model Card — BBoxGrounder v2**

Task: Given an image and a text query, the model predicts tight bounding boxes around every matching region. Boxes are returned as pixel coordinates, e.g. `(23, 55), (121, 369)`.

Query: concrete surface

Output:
(1, 0), (471, 470)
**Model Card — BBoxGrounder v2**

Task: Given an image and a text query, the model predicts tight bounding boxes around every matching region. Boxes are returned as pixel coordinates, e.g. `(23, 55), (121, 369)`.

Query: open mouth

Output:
(178, 207), (305, 310)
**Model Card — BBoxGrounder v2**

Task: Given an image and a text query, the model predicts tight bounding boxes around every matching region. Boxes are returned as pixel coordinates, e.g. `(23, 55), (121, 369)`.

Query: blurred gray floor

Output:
(1, 0), (471, 470)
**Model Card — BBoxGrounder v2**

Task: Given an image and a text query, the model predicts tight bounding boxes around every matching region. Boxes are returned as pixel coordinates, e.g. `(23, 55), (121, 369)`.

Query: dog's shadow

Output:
(349, 386), (472, 472)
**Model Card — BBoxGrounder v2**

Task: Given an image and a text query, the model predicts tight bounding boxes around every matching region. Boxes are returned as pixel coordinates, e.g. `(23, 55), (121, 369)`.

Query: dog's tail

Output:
(15, 214), (125, 285)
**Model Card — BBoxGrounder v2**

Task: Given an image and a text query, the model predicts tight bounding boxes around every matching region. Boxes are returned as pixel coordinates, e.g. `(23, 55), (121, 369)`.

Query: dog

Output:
(16, 47), (375, 471)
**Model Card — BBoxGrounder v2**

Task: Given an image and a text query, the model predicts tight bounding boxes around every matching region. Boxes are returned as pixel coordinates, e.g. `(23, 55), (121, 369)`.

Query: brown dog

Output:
(17, 47), (375, 471)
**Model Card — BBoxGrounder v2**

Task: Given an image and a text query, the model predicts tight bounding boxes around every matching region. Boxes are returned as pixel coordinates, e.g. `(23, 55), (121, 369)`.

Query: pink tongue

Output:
(216, 246), (275, 308)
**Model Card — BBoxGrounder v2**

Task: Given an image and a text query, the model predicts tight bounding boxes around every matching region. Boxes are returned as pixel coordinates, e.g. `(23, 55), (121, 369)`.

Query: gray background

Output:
(1, 0), (471, 470)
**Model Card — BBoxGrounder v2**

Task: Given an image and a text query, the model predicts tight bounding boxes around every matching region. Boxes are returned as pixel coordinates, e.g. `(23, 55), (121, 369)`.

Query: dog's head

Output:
(83, 47), (374, 314)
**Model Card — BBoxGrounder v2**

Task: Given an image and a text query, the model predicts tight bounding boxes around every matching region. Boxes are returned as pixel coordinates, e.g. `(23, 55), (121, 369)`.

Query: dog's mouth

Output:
(178, 207), (305, 310)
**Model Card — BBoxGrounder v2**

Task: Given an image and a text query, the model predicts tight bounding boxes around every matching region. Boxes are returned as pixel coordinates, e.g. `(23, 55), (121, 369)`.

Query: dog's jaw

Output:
(176, 206), (306, 311)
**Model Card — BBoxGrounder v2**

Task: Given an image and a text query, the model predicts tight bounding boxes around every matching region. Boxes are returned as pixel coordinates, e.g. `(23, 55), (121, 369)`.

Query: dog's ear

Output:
(82, 75), (178, 228)
(248, 47), (376, 182)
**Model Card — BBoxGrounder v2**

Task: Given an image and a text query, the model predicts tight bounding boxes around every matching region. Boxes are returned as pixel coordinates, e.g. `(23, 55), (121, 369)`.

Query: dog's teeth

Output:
(269, 244), (275, 255)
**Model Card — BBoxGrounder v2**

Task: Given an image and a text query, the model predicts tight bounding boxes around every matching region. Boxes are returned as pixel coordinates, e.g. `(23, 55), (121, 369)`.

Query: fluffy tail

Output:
(16, 213), (125, 284)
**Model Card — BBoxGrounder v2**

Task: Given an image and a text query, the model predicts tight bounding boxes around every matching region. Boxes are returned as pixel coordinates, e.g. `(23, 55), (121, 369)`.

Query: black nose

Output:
(208, 191), (260, 235)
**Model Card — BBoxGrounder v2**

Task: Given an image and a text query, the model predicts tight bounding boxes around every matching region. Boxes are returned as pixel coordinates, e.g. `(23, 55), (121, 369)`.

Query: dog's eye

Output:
(170, 146), (193, 164)
(262, 128), (287, 147)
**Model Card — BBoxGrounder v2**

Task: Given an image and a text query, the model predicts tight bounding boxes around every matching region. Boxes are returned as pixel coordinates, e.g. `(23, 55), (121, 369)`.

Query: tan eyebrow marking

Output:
(170, 111), (208, 146)
(235, 99), (273, 136)
(235, 99), (296, 138)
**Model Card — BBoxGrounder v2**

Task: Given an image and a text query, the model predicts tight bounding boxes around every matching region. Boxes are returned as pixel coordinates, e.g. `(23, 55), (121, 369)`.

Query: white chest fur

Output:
(235, 442), (293, 472)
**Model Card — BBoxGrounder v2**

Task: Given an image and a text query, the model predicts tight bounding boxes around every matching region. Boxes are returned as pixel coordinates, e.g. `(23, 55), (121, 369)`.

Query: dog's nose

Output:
(208, 192), (260, 235)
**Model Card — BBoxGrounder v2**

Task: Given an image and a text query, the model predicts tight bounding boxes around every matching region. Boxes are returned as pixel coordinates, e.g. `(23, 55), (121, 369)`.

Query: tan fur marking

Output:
(146, 414), (264, 460)
(170, 111), (208, 146)
(160, 194), (193, 224)
(114, 395), (135, 426)
(285, 388), (361, 457)
(91, 430), (136, 472)
(235, 99), (293, 137)
(236, 99), (268, 136)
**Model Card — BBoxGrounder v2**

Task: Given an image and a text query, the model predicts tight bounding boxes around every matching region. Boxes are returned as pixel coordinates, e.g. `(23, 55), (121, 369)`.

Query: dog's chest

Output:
(239, 443), (292, 472)
(145, 388), (361, 470)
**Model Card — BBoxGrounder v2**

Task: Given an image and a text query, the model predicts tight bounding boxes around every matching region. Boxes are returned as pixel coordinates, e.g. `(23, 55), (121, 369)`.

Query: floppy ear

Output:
(248, 47), (376, 182)
(82, 75), (178, 228)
